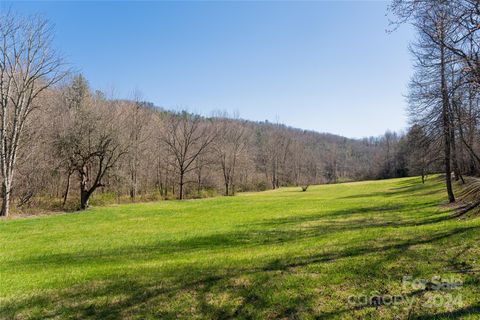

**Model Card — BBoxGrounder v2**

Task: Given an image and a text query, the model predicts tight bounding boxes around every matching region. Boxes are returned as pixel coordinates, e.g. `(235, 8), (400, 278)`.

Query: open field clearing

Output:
(1, 177), (479, 319)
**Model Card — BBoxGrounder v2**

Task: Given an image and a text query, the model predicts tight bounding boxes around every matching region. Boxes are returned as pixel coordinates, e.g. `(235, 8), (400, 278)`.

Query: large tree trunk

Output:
(80, 181), (89, 210)
(80, 189), (89, 210)
(440, 41), (455, 203)
(442, 121), (455, 203)
(79, 173), (91, 210)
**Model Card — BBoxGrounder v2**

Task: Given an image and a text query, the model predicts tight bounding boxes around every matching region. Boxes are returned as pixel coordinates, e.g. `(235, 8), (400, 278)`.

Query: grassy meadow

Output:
(1, 176), (479, 319)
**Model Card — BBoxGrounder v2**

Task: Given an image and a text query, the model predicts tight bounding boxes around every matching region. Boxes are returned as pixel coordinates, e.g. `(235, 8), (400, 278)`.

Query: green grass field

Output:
(1, 177), (479, 319)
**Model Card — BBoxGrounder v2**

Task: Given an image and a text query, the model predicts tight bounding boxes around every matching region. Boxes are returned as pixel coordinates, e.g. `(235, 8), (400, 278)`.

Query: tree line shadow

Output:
(3, 177), (477, 319)
(338, 176), (445, 200)
(411, 304), (480, 319)
(251, 199), (443, 226)
(2, 224), (479, 319)
(5, 200), (452, 272)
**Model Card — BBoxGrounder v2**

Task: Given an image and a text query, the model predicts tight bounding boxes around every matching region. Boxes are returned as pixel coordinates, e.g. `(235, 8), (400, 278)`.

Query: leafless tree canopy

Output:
(391, 0), (480, 207)
(161, 112), (217, 200)
(0, 12), (66, 216)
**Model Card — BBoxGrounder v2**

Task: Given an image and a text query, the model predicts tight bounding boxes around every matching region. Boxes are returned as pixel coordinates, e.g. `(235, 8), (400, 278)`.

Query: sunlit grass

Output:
(1, 176), (479, 319)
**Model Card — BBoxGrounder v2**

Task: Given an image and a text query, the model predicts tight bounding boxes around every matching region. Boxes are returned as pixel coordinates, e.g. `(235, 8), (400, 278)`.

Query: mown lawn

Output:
(1, 177), (479, 319)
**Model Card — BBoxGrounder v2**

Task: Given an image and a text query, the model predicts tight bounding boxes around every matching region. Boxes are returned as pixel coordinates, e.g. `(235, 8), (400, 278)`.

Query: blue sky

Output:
(4, 1), (413, 138)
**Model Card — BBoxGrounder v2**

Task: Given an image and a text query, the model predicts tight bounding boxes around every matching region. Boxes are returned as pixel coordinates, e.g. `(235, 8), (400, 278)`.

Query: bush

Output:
(189, 188), (218, 199)
(255, 181), (268, 191)
(89, 192), (118, 206)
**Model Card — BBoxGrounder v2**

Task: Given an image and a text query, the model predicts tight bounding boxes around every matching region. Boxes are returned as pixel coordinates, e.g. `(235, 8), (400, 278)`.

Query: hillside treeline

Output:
(16, 74), (428, 213)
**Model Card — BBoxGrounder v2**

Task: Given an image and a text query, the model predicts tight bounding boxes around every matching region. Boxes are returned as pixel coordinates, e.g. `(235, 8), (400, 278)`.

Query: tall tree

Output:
(214, 119), (249, 196)
(161, 112), (217, 200)
(438, 13), (456, 202)
(0, 12), (66, 216)
(394, 1), (457, 202)
(125, 92), (150, 200)
(53, 78), (125, 210)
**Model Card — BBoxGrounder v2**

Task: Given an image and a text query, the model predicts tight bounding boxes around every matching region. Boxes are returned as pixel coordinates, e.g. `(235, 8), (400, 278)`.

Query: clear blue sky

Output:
(4, 1), (413, 138)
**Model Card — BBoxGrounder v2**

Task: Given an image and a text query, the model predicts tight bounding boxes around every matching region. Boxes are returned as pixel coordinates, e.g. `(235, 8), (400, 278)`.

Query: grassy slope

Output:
(1, 177), (479, 319)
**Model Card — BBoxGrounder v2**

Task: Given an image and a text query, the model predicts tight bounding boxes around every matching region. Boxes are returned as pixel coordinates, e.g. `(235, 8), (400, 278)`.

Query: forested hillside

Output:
(14, 73), (437, 212)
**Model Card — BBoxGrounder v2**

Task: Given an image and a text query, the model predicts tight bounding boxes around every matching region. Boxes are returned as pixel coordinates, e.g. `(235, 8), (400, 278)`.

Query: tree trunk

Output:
(468, 145), (477, 175)
(468, 88), (477, 175)
(1, 179), (11, 217)
(62, 172), (71, 207)
(450, 125), (460, 181)
(80, 193), (89, 210)
(129, 170), (137, 201)
(130, 152), (138, 201)
(443, 125), (455, 203)
(197, 169), (202, 196)
(179, 172), (184, 200)
(79, 174), (90, 210)
(440, 40), (455, 203)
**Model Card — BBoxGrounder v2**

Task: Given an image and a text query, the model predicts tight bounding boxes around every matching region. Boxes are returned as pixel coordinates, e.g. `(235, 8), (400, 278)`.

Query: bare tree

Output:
(256, 124), (291, 190)
(194, 153), (211, 196)
(439, 15), (457, 202)
(0, 12), (66, 216)
(391, 0), (480, 196)
(161, 112), (217, 200)
(53, 79), (126, 210)
(396, 2), (457, 202)
(58, 74), (90, 206)
(125, 91), (151, 200)
(214, 118), (249, 196)
(404, 124), (437, 183)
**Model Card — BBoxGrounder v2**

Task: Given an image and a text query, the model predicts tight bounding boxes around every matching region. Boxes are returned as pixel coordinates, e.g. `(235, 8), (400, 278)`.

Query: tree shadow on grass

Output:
(339, 177), (443, 200)
(2, 226), (479, 319)
(251, 201), (445, 228)
(339, 185), (440, 200)
(4, 201), (452, 273)
(411, 304), (480, 319)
